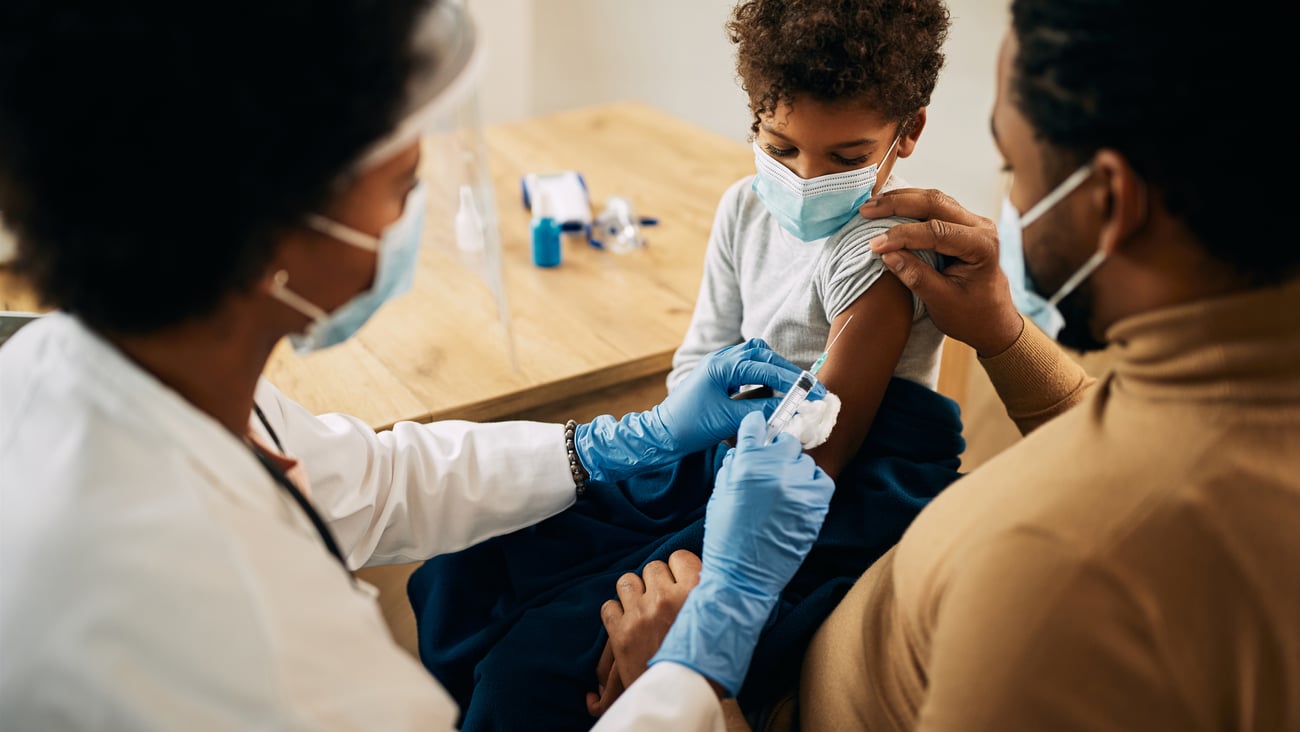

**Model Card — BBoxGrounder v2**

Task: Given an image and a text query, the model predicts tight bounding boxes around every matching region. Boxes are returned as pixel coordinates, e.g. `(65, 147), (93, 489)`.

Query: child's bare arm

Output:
(806, 272), (915, 479)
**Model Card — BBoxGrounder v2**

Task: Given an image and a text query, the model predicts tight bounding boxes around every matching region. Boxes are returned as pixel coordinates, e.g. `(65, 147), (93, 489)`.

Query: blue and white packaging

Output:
(520, 171), (591, 230)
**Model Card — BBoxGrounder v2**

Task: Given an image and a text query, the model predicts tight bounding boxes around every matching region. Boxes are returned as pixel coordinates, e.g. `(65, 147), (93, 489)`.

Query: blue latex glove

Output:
(575, 338), (825, 483)
(649, 410), (834, 695)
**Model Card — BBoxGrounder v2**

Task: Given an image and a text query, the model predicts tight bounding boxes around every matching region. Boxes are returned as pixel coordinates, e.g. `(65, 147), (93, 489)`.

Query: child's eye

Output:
(834, 154), (870, 166)
(764, 144), (796, 158)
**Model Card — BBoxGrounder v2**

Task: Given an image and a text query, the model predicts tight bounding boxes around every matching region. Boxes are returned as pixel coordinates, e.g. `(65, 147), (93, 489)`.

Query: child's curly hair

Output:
(728, 0), (950, 136)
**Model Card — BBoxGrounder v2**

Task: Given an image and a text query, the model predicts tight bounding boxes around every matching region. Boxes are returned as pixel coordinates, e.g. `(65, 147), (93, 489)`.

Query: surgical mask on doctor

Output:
(997, 164), (1106, 342)
(270, 180), (428, 353)
(751, 135), (900, 242)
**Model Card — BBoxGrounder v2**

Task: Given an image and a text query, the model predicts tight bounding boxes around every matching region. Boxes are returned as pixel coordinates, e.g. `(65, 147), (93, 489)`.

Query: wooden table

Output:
(1, 100), (970, 430)
(261, 101), (755, 429)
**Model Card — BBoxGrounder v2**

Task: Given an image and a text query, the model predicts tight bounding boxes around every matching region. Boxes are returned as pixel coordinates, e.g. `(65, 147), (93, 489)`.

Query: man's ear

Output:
(896, 107), (928, 158)
(1091, 149), (1148, 257)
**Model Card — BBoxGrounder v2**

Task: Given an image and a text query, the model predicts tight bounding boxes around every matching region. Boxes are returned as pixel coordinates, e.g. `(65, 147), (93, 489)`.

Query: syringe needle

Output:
(825, 314), (855, 354)
(811, 314), (855, 375)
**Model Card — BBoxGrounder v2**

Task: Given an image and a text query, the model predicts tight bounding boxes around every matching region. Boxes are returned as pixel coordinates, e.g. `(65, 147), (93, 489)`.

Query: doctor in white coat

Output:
(0, 0), (834, 729)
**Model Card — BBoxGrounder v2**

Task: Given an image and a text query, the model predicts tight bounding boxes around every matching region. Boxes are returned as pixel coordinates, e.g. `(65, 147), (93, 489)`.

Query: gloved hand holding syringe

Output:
(763, 315), (854, 444)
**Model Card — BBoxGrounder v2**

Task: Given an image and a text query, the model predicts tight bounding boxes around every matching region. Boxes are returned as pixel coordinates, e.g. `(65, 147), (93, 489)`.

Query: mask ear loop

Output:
(880, 132), (902, 166)
(304, 214), (380, 251)
(872, 133), (903, 186)
(267, 269), (330, 323)
(1046, 249), (1107, 307)
(1013, 163), (1100, 307)
(1045, 163), (1113, 307)
(1021, 164), (1094, 229)
(1044, 163), (1151, 308)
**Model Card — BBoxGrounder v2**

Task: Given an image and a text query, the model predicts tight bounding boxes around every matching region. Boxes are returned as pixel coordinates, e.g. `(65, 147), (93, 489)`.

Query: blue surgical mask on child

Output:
(751, 136), (900, 241)
(270, 180), (428, 353)
(997, 165), (1105, 338)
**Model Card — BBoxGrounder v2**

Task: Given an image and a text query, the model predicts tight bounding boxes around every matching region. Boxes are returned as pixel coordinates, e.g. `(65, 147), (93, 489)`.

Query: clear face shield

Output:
(349, 0), (516, 368)
(0, 214), (15, 266)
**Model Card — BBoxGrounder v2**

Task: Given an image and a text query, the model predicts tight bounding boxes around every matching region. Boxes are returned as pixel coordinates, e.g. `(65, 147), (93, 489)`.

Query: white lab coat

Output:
(0, 313), (724, 730)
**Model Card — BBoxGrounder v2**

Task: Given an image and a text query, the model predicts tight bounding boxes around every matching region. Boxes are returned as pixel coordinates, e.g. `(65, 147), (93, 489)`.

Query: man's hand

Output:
(860, 188), (1025, 357)
(586, 550), (703, 717)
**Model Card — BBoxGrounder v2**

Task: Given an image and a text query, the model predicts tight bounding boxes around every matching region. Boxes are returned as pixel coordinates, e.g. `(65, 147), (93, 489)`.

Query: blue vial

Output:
(531, 190), (562, 268)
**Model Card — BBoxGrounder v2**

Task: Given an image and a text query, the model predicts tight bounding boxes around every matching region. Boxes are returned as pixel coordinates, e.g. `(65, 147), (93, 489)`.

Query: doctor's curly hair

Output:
(0, 0), (431, 334)
(728, 0), (950, 138)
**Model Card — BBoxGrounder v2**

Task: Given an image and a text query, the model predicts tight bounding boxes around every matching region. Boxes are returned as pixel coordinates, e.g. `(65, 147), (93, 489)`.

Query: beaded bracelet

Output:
(564, 419), (589, 496)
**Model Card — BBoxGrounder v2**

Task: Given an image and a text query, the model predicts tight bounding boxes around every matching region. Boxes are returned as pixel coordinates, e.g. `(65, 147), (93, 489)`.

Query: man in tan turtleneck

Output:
(800, 281), (1299, 730)
(794, 1), (1299, 729)
(593, 0), (1296, 729)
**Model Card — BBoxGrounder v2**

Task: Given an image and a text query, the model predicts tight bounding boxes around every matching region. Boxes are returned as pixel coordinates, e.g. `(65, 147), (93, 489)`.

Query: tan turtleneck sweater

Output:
(800, 279), (1300, 731)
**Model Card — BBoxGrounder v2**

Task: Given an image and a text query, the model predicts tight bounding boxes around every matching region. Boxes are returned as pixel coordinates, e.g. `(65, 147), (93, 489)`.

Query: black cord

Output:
(251, 404), (350, 573)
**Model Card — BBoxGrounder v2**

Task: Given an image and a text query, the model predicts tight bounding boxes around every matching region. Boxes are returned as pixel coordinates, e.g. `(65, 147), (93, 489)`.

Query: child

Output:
(668, 0), (952, 481)
(407, 1), (961, 728)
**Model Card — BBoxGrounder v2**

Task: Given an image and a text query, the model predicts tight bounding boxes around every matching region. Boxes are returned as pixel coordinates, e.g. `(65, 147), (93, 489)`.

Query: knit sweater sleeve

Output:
(978, 319), (1095, 435)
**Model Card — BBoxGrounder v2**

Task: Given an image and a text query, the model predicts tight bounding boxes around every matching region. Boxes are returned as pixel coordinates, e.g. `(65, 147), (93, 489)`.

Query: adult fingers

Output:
(875, 249), (955, 304)
(869, 216), (997, 270)
(666, 549), (702, 589)
(614, 571), (646, 611)
(641, 560), (672, 593)
(715, 337), (771, 356)
(733, 409), (770, 450)
(769, 428), (806, 458)
(731, 337), (798, 371)
(731, 360), (828, 399)
(586, 661), (626, 718)
(595, 639), (615, 683)
(734, 412), (801, 458)
(600, 598), (625, 635)
(589, 640), (614, 715)
(860, 187), (988, 230)
(862, 188), (997, 269)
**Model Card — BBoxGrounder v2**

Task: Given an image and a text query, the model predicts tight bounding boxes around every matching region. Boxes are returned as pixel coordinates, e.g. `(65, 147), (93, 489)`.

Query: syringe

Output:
(763, 315), (855, 444)
(763, 369), (818, 444)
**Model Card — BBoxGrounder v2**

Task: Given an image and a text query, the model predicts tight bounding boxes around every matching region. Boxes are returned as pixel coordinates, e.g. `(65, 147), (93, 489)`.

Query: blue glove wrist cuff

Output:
(574, 409), (676, 484)
(649, 577), (777, 697)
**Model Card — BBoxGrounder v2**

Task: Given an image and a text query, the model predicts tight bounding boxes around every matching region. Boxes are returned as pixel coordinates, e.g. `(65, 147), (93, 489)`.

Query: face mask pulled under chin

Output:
(270, 181), (427, 354)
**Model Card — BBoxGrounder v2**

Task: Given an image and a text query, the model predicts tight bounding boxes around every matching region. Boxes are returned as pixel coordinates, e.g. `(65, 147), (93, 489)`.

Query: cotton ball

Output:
(781, 391), (841, 449)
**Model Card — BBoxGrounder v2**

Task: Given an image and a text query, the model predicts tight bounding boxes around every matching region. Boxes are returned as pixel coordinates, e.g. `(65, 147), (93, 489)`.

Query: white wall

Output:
(471, 0), (534, 125)
(473, 0), (1007, 217)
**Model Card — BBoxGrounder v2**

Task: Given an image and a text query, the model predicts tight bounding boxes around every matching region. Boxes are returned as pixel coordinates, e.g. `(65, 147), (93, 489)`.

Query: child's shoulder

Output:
(719, 173), (759, 207)
(826, 213), (939, 268)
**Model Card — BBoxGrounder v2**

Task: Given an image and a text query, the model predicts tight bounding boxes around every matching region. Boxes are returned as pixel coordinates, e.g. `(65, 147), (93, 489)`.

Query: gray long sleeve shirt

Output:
(667, 174), (945, 393)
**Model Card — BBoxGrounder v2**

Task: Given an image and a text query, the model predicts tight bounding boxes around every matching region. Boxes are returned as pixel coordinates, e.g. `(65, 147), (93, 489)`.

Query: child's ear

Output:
(897, 107), (928, 158)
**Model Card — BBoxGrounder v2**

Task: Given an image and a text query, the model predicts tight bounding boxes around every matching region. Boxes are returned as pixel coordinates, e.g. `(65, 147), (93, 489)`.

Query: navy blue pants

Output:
(409, 377), (964, 731)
